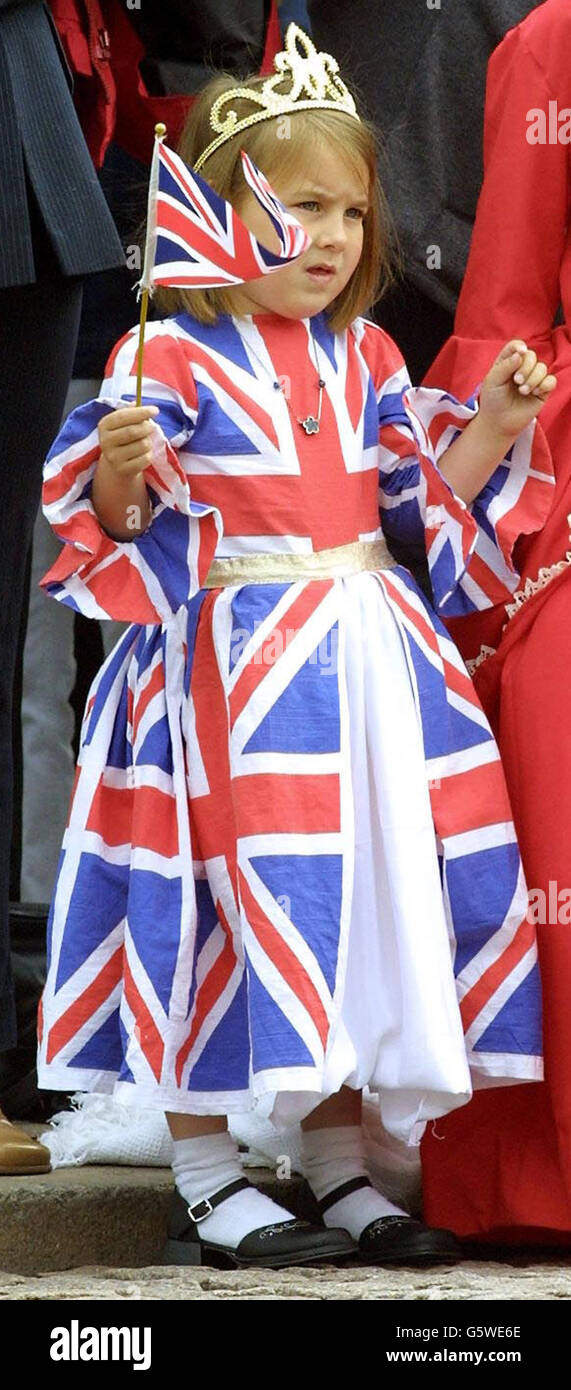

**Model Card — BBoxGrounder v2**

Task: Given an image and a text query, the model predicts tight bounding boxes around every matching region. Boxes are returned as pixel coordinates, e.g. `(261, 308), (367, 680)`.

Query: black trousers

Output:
(0, 263), (82, 1052)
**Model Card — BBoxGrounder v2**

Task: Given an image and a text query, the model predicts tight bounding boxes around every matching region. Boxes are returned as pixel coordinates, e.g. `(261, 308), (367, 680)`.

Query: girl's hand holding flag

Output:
(93, 406), (159, 540)
(98, 406), (160, 479)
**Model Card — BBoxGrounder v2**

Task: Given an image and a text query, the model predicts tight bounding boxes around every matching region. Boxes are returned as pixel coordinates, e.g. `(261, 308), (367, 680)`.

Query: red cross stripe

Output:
(188, 317), (379, 551)
(46, 945), (124, 1064)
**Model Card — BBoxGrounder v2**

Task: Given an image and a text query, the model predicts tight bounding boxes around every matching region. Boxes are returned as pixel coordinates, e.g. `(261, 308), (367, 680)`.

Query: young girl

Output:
(37, 26), (556, 1268)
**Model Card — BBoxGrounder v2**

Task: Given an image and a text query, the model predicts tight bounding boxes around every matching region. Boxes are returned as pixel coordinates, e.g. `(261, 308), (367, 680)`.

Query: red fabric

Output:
(261, 2), (282, 74)
(102, 2), (192, 165)
(49, 1), (283, 168)
(104, 1), (282, 167)
(49, 0), (116, 166)
(421, 0), (571, 1242)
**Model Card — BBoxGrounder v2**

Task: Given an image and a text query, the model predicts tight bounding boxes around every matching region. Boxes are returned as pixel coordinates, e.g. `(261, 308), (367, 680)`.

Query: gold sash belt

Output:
(204, 537), (397, 588)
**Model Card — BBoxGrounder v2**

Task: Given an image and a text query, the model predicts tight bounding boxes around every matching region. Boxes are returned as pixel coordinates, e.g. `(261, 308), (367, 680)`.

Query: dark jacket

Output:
(103, 0), (279, 166)
(0, 0), (123, 288)
(308, 0), (540, 313)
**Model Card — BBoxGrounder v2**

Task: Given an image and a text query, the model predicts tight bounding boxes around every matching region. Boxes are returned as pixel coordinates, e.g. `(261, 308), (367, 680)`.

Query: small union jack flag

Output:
(138, 135), (311, 294)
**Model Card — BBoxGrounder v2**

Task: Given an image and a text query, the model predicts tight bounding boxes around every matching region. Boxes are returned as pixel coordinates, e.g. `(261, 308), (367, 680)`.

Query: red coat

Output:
(105, 1), (281, 164)
(421, 0), (571, 1244)
(49, 0), (115, 167)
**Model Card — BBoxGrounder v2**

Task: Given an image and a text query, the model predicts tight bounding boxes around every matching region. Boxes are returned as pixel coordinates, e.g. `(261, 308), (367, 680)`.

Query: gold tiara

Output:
(194, 24), (360, 173)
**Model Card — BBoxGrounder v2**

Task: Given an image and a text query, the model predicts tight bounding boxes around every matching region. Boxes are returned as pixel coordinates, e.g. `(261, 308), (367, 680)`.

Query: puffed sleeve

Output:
(41, 322), (222, 623)
(371, 326), (554, 616)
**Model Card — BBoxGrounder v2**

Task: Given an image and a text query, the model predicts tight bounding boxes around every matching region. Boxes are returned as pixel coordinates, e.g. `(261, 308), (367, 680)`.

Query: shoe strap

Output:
(187, 1176), (251, 1224)
(318, 1176), (372, 1215)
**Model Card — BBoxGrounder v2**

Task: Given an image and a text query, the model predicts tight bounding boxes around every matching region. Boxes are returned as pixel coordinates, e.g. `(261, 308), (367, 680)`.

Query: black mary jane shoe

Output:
(161, 1178), (356, 1269)
(319, 1178), (463, 1267)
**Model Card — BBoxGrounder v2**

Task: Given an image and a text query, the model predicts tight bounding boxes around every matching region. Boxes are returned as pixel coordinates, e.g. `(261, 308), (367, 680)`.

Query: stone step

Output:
(0, 1136), (319, 1275)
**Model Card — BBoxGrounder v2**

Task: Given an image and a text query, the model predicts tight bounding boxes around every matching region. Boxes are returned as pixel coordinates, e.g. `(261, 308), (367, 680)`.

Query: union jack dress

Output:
(37, 310), (552, 1143)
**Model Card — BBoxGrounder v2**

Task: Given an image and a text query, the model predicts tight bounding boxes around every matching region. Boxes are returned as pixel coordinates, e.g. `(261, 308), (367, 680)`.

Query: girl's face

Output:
(230, 139), (369, 320)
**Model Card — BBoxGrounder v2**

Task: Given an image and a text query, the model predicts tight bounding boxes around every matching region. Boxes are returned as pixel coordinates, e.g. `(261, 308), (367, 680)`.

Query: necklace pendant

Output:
(301, 415), (320, 435)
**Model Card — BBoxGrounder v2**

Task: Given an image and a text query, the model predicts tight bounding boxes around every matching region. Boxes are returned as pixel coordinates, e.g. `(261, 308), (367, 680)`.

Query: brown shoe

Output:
(0, 1112), (51, 1175)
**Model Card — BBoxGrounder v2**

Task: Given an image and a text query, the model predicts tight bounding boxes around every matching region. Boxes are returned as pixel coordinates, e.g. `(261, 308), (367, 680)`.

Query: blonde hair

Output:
(154, 73), (398, 332)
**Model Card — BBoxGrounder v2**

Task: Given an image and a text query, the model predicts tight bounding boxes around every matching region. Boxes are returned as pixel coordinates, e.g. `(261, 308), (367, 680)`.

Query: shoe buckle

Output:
(187, 1197), (213, 1224)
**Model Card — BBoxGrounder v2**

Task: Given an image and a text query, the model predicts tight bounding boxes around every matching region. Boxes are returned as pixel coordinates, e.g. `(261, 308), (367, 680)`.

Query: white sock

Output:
(301, 1125), (408, 1241)
(172, 1131), (296, 1250)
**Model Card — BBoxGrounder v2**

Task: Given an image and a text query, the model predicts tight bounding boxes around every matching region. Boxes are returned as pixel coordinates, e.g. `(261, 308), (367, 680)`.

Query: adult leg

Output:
(20, 378), (102, 904)
(20, 510), (76, 903)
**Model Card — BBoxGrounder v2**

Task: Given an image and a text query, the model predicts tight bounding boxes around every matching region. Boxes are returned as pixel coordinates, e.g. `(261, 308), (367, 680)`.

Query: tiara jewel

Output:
(194, 24), (359, 172)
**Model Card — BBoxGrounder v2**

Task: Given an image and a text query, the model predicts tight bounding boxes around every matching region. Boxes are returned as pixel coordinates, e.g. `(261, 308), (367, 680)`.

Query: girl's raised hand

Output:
(98, 405), (160, 477)
(479, 340), (557, 438)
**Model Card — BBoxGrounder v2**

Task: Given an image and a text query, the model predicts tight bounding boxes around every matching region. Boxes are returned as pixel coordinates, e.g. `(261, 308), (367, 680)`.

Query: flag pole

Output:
(135, 287), (150, 407)
(135, 123), (167, 406)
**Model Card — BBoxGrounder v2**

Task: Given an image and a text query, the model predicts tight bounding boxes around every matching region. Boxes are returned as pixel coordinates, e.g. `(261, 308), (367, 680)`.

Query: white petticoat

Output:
(269, 571), (472, 1145)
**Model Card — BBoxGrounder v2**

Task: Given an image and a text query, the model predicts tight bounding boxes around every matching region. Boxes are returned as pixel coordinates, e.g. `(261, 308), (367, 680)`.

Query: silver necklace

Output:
(245, 327), (326, 436)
